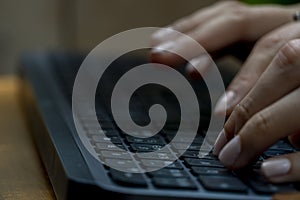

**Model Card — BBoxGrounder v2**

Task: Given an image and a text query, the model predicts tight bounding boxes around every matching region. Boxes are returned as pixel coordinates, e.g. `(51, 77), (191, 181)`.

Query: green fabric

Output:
(242, 0), (299, 4)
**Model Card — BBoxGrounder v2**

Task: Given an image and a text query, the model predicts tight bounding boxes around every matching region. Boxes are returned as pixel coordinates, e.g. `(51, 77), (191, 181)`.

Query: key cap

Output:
(181, 150), (204, 158)
(243, 169), (296, 194)
(248, 179), (295, 194)
(172, 143), (201, 151)
(140, 159), (173, 168)
(110, 169), (147, 187)
(105, 159), (139, 173)
(191, 167), (232, 176)
(87, 130), (119, 138)
(126, 135), (165, 145)
(148, 169), (189, 178)
(94, 143), (125, 152)
(165, 135), (203, 144)
(136, 152), (176, 160)
(263, 149), (294, 158)
(91, 135), (122, 144)
(269, 140), (294, 151)
(184, 158), (224, 168)
(152, 177), (197, 190)
(99, 151), (132, 159)
(165, 161), (183, 169)
(199, 175), (247, 193)
(130, 143), (164, 152)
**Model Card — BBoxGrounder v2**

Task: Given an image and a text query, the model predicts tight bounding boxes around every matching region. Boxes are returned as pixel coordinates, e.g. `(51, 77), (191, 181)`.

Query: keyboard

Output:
(19, 51), (299, 200)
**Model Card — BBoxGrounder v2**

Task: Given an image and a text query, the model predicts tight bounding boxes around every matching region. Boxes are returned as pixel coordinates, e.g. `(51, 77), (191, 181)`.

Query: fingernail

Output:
(151, 27), (174, 41)
(151, 41), (175, 54)
(213, 129), (228, 156)
(214, 91), (236, 116)
(219, 135), (241, 167)
(186, 55), (211, 76)
(261, 158), (291, 178)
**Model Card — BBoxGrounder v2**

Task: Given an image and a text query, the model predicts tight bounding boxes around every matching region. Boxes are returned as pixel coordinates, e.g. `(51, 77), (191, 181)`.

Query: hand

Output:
(213, 35), (300, 183)
(150, 1), (294, 78)
(150, 0), (300, 183)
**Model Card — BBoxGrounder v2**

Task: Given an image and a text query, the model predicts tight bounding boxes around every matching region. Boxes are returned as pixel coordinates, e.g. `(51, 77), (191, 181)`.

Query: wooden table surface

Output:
(0, 76), (55, 200)
(0, 75), (299, 200)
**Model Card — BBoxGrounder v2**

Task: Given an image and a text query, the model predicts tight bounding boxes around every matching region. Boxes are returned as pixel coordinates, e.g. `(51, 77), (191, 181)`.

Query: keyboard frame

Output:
(19, 51), (285, 200)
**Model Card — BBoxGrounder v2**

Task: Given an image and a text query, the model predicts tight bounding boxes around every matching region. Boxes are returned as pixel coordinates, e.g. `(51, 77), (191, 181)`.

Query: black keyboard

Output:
(20, 51), (299, 200)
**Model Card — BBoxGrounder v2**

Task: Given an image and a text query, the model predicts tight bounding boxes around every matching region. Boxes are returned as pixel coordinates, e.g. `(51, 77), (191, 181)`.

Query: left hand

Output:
(213, 21), (300, 183)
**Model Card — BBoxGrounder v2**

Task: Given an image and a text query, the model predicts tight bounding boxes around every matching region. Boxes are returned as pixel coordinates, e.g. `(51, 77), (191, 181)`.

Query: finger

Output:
(185, 55), (212, 79)
(151, 4), (293, 67)
(214, 22), (300, 116)
(223, 39), (300, 141)
(288, 132), (300, 149)
(150, 1), (240, 46)
(218, 87), (300, 169)
(150, 12), (247, 66)
(261, 152), (300, 183)
(213, 38), (300, 156)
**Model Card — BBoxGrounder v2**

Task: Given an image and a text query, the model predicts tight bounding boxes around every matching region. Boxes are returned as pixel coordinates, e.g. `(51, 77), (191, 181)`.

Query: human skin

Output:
(150, 0), (300, 183)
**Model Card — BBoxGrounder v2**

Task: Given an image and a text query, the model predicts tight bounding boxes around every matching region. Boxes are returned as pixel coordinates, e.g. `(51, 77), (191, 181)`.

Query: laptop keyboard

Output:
(51, 52), (298, 196)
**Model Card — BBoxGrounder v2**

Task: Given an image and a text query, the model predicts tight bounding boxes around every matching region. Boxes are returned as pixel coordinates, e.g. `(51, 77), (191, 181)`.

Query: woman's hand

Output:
(214, 38), (300, 183)
(150, 0), (300, 183)
(150, 0), (294, 76)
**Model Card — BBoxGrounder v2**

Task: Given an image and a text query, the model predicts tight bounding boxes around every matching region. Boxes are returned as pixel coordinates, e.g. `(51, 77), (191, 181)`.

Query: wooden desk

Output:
(0, 76), (55, 200)
(0, 76), (299, 200)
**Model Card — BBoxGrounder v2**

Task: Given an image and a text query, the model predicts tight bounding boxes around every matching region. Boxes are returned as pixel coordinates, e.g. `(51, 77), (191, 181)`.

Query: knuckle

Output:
(233, 73), (253, 87)
(251, 112), (270, 134)
(227, 5), (247, 23)
(276, 40), (300, 67)
(257, 35), (283, 50)
(223, 2), (248, 36)
(234, 102), (252, 123)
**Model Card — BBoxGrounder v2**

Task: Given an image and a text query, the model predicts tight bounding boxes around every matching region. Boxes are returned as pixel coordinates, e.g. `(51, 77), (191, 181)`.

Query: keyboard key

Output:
(136, 152), (176, 160)
(130, 143), (164, 152)
(269, 140), (294, 151)
(248, 179), (295, 194)
(165, 135), (203, 144)
(126, 135), (165, 144)
(263, 149), (293, 158)
(122, 130), (157, 138)
(105, 159), (139, 173)
(148, 169), (189, 178)
(181, 150), (203, 158)
(140, 159), (173, 168)
(99, 151), (132, 159)
(242, 169), (296, 194)
(152, 177), (197, 190)
(191, 167), (232, 176)
(165, 161), (183, 169)
(87, 130), (118, 138)
(94, 143), (125, 152)
(172, 143), (201, 151)
(110, 169), (147, 187)
(91, 135), (122, 144)
(184, 158), (224, 168)
(199, 175), (247, 193)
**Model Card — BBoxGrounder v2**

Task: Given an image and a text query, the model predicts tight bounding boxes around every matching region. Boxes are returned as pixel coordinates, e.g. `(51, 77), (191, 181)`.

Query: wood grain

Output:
(0, 76), (55, 200)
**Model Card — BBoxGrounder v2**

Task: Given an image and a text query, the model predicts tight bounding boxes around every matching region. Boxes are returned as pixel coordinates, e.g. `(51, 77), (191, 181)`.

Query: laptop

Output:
(19, 50), (299, 200)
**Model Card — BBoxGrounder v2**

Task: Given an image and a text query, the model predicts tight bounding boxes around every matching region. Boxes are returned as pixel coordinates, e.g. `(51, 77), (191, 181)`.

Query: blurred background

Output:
(0, 0), (217, 74)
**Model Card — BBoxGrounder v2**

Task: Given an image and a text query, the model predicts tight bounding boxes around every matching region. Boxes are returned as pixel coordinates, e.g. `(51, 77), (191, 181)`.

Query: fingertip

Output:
(213, 129), (228, 156)
(150, 26), (177, 46)
(185, 64), (203, 79)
